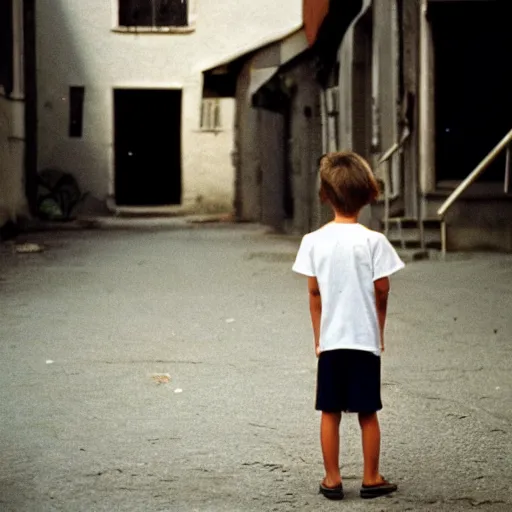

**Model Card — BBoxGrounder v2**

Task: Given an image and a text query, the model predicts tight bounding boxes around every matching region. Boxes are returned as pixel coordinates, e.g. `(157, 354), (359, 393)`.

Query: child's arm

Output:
(308, 277), (322, 357)
(374, 277), (390, 352)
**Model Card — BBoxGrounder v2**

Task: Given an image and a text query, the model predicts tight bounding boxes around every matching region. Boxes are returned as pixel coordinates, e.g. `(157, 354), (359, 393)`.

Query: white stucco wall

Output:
(36, 0), (302, 213)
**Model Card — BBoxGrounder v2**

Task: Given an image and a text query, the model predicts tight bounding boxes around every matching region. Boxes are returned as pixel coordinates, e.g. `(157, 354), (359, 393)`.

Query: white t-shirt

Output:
(292, 223), (405, 355)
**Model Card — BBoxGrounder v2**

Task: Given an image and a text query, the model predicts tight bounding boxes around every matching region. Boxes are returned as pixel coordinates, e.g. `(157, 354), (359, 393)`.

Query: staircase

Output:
(382, 217), (443, 261)
(376, 119), (512, 260)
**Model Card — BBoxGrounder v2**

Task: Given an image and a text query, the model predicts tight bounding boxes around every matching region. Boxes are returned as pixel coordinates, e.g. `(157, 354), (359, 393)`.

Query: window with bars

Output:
(200, 99), (222, 133)
(119, 0), (188, 28)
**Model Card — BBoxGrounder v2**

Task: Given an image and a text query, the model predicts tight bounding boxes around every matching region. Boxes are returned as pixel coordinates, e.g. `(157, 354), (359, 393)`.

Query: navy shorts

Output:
(316, 349), (382, 413)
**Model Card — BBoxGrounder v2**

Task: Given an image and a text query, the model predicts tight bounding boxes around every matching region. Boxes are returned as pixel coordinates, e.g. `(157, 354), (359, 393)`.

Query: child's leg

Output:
(358, 412), (384, 486)
(320, 411), (342, 486)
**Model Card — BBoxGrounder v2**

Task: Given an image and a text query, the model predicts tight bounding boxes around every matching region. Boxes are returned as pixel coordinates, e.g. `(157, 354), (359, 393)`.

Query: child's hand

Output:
(380, 337), (385, 353)
(315, 345), (321, 358)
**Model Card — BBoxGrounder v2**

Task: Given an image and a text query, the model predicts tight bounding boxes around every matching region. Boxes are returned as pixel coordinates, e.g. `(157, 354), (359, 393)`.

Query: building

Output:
(213, 0), (512, 253)
(406, 0), (511, 253)
(203, 27), (321, 234)
(203, 0), (362, 234)
(336, 0), (512, 253)
(0, 0), (37, 234)
(35, 0), (302, 215)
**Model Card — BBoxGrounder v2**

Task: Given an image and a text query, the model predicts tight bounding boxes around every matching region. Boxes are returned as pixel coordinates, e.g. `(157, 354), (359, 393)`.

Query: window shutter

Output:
(201, 99), (222, 132)
(213, 100), (221, 130)
(69, 86), (85, 138)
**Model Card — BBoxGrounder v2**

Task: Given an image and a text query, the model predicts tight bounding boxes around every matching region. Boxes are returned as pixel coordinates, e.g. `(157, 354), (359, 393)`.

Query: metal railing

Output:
(437, 129), (512, 216)
(437, 128), (512, 255)
(377, 128), (410, 237)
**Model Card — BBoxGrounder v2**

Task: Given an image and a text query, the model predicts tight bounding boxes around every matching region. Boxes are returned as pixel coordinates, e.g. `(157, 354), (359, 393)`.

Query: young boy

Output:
(292, 151), (404, 500)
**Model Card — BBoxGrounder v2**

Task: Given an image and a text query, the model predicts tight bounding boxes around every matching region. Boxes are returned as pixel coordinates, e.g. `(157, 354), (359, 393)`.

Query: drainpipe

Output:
(418, 0), (428, 250)
(320, 89), (328, 155)
(23, 0), (38, 216)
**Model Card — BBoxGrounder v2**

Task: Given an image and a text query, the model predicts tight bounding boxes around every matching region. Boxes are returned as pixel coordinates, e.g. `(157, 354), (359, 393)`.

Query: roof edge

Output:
(198, 24), (304, 73)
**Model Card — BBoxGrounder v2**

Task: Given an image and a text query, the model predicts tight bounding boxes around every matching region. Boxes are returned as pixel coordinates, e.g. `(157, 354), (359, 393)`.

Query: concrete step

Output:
(387, 228), (441, 250)
(382, 217), (442, 251)
(386, 217), (442, 229)
(391, 239), (442, 250)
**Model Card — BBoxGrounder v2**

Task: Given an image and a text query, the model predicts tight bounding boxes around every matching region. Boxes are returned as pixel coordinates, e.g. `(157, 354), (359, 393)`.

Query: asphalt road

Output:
(1, 223), (511, 511)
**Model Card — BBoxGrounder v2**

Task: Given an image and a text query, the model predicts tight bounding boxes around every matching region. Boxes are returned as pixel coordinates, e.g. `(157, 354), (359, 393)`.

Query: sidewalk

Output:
(17, 212), (237, 232)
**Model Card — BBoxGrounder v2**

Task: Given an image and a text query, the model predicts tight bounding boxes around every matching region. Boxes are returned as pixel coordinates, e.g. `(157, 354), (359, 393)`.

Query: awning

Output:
(201, 26), (307, 99)
(202, 1), (365, 102)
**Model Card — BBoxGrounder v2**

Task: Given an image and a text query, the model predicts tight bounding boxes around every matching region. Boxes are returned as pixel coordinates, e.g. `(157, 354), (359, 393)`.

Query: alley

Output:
(0, 224), (511, 511)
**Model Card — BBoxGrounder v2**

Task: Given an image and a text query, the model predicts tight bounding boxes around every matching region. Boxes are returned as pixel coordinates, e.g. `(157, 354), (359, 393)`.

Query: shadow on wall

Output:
(36, 0), (108, 218)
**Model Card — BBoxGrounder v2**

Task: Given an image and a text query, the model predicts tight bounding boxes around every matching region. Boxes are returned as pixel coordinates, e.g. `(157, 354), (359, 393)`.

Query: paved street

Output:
(1, 223), (511, 511)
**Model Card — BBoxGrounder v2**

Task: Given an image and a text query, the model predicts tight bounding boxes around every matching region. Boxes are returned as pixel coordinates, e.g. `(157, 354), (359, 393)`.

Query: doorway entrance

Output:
(430, 1), (511, 183)
(114, 89), (182, 206)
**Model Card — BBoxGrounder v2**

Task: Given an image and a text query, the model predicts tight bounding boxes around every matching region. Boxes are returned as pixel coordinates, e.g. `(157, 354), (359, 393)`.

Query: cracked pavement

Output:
(0, 224), (511, 511)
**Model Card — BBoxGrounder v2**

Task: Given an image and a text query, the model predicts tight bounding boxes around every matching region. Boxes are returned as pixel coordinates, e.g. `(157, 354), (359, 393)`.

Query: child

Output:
(292, 151), (404, 500)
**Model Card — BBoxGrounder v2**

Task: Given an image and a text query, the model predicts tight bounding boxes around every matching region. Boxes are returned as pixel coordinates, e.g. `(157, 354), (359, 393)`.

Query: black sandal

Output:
(360, 477), (397, 499)
(319, 481), (344, 500)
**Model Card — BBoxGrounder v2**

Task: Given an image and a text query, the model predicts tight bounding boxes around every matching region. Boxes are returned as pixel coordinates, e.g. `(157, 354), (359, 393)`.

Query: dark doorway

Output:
(114, 89), (181, 206)
(430, 0), (511, 182)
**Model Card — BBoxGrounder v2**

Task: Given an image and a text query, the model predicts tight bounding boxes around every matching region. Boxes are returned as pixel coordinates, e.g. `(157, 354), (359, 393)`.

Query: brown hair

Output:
(318, 151), (379, 216)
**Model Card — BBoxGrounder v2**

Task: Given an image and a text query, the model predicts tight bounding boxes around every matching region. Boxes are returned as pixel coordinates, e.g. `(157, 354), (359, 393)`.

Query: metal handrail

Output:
(378, 127), (411, 166)
(378, 128), (410, 237)
(437, 129), (512, 217)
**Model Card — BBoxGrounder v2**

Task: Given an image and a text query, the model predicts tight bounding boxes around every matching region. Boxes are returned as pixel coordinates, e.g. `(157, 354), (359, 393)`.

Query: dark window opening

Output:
(69, 86), (85, 138)
(0, 0), (14, 96)
(119, 0), (188, 27)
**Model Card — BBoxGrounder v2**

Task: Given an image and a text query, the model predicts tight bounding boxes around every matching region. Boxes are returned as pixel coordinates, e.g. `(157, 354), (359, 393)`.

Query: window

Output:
(69, 86), (85, 138)
(119, 0), (188, 28)
(200, 99), (222, 133)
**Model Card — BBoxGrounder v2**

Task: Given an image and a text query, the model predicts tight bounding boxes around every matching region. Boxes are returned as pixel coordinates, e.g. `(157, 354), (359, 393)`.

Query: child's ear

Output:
(319, 186), (328, 204)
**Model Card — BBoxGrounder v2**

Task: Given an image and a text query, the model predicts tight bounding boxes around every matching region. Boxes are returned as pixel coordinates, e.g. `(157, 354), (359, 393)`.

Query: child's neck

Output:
(333, 212), (358, 224)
